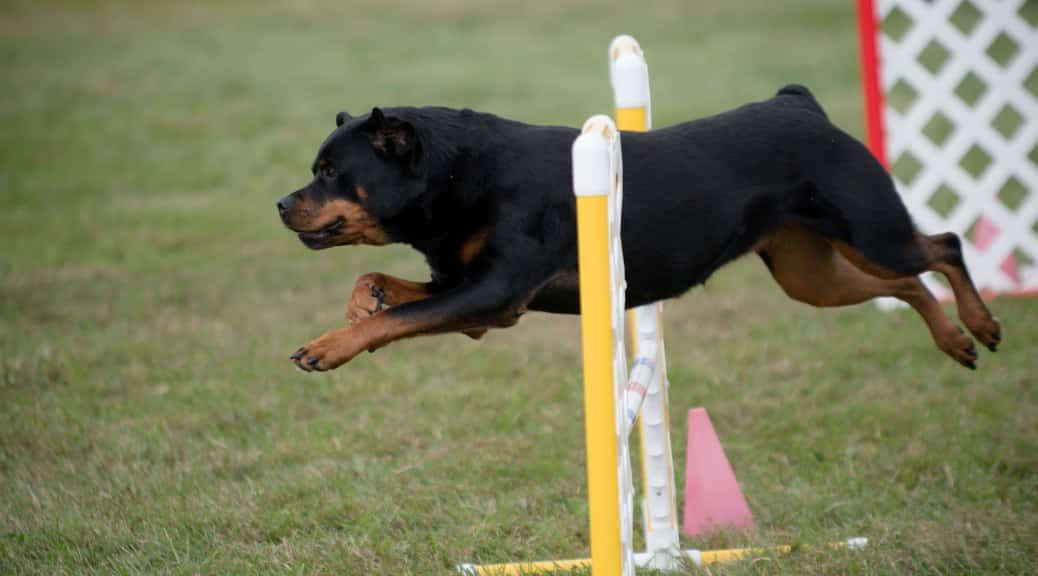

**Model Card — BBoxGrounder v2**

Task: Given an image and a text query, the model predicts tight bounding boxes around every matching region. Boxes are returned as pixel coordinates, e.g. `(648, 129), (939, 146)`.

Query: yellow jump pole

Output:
(572, 115), (633, 576)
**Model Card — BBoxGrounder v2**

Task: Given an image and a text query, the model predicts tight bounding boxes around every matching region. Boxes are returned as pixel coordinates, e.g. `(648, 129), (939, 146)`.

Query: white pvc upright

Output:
(609, 35), (652, 125)
(608, 34), (682, 571)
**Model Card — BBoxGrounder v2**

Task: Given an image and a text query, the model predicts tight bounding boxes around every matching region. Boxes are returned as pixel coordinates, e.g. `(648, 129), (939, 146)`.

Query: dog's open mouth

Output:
(293, 217), (345, 247)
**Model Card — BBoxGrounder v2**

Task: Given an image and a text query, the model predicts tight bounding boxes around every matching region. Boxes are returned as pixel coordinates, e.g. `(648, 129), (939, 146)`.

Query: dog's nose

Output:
(277, 195), (294, 219)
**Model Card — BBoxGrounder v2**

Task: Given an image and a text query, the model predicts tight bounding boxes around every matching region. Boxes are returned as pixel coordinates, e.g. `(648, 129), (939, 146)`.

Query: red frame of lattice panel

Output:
(857, 0), (1038, 300)
(858, 0), (889, 167)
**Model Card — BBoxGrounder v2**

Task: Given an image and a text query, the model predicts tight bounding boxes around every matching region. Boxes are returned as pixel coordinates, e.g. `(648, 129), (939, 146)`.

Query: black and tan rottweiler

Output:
(277, 85), (1001, 372)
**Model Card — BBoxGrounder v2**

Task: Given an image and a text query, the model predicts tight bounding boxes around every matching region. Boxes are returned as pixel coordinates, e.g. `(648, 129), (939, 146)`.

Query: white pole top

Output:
(572, 115), (619, 198)
(609, 35), (651, 110)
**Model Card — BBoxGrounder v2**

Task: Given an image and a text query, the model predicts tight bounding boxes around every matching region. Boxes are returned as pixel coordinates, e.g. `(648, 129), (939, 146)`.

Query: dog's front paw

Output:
(346, 273), (386, 323)
(290, 328), (359, 372)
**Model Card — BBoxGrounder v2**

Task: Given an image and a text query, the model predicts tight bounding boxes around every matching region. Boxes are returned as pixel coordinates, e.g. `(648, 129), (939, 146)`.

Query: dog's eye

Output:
(321, 166), (337, 179)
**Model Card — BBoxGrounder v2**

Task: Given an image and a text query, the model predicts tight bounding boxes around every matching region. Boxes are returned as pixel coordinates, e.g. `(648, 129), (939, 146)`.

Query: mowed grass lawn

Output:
(2, 0), (1036, 574)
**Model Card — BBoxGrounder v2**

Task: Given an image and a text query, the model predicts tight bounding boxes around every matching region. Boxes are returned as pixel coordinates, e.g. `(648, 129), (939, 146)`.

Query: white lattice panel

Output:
(874, 0), (1038, 297)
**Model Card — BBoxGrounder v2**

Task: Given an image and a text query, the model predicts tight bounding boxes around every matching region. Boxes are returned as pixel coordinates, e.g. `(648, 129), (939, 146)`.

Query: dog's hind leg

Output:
(829, 231), (1001, 352)
(795, 162), (1000, 354)
(918, 233), (1001, 350)
(760, 224), (979, 368)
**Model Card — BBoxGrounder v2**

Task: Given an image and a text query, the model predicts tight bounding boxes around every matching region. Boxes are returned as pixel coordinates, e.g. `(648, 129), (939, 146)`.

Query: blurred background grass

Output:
(1, 0), (1035, 574)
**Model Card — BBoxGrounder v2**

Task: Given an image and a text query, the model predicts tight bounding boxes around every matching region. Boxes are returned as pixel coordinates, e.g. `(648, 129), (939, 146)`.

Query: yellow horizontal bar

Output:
(700, 538), (865, 564)
(462, 539), (865, 573)
(465, 558), (590, 575)
(466, 546), (784, 574)
(700, 545), (794, 564)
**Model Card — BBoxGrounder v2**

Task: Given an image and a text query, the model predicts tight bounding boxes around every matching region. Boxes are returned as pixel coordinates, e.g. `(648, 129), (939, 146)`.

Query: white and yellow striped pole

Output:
(609, 35), (651, 135)
(609, 34), (681, 570)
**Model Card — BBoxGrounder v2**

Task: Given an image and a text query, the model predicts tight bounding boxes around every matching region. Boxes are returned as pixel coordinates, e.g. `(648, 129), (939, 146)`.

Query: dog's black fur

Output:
(278, 85), (1000, 371)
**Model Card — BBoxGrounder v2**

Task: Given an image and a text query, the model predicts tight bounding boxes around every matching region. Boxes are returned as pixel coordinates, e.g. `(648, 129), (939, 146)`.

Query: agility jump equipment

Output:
(458, 35), (866, 575)
(858, 0), (1038, 299)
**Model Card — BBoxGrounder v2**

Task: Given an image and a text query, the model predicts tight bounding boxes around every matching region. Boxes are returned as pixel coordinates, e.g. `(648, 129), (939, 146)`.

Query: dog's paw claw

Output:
(291, 346), (319, 372)
(290, 329), (358, 373)
(371, 286), (386, 313)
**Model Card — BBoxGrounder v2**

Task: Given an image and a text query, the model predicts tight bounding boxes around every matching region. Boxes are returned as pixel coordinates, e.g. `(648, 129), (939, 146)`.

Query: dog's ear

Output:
(362, 107), (417, 160)
(335, 111), (353, 127)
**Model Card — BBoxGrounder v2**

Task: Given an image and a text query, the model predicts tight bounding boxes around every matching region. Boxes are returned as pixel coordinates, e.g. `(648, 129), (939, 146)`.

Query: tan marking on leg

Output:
(458, 227), (492, 266)
(837, 231), (1001, 350)
(347, 273), (429, 323)
(764, 225), (883, 307)
(293, 313), (425, 372)
(924, 233), (1001, 350)
(345, 272), (486, 340)
(295, 297), (496, 371)
(891, 278), (978, 368)
(761, 225), (978, 368)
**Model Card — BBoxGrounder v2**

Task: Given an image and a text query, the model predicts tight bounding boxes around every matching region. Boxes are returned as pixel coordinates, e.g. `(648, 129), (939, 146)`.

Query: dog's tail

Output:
(775, 84), (828, 119)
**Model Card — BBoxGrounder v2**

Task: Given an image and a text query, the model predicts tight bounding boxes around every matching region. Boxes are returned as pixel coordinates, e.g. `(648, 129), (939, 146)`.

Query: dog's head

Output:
(277, 107), (425, 249)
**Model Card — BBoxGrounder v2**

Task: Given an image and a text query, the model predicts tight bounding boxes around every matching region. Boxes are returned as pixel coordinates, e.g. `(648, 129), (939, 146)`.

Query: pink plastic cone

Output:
(682, 407), (754, 538)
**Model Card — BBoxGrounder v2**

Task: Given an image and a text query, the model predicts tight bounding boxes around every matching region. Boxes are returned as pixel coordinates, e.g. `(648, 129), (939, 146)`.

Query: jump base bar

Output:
(458, 538), (867, 574)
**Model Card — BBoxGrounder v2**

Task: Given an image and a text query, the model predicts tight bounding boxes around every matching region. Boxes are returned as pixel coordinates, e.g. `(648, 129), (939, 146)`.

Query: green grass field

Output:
(2, 1), (1036, 574)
